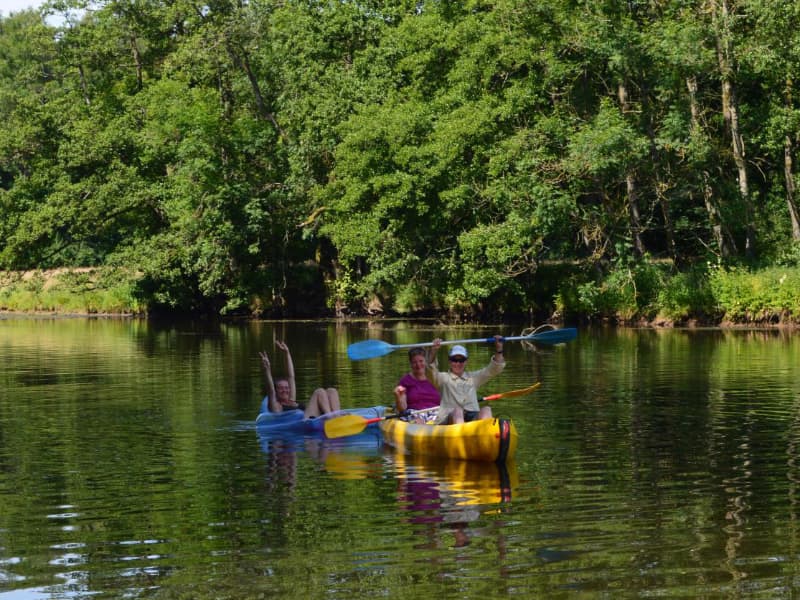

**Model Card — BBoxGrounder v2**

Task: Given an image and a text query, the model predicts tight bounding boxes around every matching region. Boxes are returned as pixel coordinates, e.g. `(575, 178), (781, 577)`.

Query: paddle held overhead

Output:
(347, 328), (577, 361)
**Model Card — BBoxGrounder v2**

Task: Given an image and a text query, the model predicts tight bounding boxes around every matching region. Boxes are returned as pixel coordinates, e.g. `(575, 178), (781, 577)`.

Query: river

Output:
(1, 317), (798, 598)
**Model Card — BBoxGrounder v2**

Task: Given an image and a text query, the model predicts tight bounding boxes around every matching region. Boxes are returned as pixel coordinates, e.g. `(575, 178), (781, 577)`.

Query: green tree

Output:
(738, 0), (800, 247)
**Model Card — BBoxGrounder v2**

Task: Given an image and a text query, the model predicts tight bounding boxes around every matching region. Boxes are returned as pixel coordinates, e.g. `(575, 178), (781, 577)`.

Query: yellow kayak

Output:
(380, 417), (517, 463)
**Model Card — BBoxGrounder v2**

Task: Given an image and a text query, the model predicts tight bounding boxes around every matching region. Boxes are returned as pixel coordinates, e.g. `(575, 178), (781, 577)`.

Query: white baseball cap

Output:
(448, 345), (468, 358)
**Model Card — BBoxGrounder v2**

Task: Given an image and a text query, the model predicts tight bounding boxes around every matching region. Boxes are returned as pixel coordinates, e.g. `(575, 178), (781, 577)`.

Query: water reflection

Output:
(385, 454), (518, 589)
(257, 421), (384, 453)
(392, 454), (517, 509)
(258, 428), (385, 484)
(257, 423), (518, 554)
(393, 455), (516, 540)
(4, 320), (800, 598)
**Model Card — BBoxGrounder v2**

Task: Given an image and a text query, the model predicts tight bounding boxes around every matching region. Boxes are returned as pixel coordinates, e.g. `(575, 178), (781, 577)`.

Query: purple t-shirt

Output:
(398, 373), (440, 410)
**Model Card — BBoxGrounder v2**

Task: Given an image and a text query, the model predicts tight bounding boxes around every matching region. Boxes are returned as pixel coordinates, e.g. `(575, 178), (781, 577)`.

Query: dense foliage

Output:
(1, 0), (799, 319)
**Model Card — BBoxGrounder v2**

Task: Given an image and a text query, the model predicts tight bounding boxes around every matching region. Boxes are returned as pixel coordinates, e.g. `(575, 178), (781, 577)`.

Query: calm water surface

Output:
(1, 318), (799, 598)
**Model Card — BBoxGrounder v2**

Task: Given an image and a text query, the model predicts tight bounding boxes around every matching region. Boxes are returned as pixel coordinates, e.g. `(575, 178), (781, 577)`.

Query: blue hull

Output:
(255, 403), (387, 435)
(256, 403), (387, 455)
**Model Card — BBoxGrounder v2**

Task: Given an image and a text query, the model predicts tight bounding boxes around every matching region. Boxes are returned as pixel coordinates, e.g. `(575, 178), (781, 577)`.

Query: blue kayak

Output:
(255, 399), (387, 435)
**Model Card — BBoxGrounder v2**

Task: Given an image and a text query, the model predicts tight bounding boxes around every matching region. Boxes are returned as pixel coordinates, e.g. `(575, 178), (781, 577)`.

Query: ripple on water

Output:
(3, 323), (800, 598)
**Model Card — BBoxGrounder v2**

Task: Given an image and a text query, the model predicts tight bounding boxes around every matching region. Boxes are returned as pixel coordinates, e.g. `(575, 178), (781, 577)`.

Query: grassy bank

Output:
(555, 262), (800, 326)
(0, 269), (144, 315)
(2, 264), (799, 325)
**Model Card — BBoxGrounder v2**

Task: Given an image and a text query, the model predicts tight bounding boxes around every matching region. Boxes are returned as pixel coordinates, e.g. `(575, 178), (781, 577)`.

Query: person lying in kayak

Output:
(427, 336), (505, 425)
(259, 341), (341, 417)
(394, 347), (440, 423)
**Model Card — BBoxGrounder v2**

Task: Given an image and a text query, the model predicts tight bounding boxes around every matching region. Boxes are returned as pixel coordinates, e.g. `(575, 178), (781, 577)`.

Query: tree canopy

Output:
(1, 0), (799, 317)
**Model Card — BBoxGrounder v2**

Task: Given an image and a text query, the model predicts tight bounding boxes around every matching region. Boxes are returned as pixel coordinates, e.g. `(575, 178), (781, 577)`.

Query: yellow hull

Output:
(379, 417), (517, 462)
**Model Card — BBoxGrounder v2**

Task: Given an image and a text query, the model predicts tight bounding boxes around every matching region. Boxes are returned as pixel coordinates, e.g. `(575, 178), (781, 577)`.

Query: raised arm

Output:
(276, 340), (297, 403)
(259, 350), (280, 413)
(492, 335), (505, 364)
(427, 338), (443, 381)
(470, 335), (507, 390)
(425, 345), (437, 368)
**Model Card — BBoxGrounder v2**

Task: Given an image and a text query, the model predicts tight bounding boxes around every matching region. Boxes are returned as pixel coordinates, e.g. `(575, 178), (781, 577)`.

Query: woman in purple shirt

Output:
(394, 347), (441, 421)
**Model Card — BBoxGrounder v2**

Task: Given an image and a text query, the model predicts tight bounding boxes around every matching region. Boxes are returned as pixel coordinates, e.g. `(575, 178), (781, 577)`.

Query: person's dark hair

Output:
(408, 347), (426, 360)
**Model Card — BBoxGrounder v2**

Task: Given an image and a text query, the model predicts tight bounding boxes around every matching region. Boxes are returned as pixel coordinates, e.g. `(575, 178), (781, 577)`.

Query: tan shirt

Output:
(428, 357), (505, 424)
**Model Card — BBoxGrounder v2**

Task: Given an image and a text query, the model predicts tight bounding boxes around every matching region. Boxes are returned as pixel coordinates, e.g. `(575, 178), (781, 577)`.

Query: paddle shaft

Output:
(388, 333), (559, 350)
(482, 381), (541, 402)
(347, 328), (576, 360)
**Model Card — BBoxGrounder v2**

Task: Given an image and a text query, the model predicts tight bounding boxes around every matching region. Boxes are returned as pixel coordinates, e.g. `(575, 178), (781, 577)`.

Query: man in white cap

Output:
(427, 335), (505, 424)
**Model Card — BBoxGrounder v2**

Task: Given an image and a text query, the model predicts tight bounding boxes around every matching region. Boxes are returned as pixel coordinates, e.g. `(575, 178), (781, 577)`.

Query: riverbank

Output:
(0, 268), (145, 316)
(2, 264), (800, 326)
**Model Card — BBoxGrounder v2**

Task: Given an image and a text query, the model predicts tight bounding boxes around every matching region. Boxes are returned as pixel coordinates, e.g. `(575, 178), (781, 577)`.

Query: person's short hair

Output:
(408, 347), (426, 360)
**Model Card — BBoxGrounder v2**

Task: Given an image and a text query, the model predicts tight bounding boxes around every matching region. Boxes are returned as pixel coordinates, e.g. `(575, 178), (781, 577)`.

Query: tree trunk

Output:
(129, 34), (143, 91)
(686, 75), (735, 257)
(786, 135), (800, 240)
(712, 0), (755, 257)
(626, 173), (645, 257)
(193, 3), (289, 143)
(654, 181), (677, 262)
(618, 81), (645, 257)
(784, 76), (800, 240)
(226, 42), (289, 144)
(641, 81), (677, 262)
(78, 64), (91, 106)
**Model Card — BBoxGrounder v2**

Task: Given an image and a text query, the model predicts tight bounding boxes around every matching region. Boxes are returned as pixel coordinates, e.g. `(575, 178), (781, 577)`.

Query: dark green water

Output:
(1, 318), (799, 598)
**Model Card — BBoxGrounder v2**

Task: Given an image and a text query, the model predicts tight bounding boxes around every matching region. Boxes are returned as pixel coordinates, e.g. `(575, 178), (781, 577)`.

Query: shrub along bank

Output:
(1, 264), (798, 326)
(555, 262), (800, 326)
(0, 269), (144, 316)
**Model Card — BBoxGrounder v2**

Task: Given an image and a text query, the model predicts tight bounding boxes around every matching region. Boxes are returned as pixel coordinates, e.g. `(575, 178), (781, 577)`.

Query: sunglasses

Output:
(449, 356), (467, 363)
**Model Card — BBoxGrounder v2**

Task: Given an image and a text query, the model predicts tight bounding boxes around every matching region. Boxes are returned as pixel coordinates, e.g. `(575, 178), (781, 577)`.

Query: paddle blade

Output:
(483, 382), (542, 402)
(324, 414), (371, 438)
(347, 339), (395, 361)
(529, 328), (577, 345)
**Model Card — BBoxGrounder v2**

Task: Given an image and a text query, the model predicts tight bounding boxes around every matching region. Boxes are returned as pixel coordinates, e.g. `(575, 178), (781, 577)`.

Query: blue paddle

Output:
(347, 328), (577, 361)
